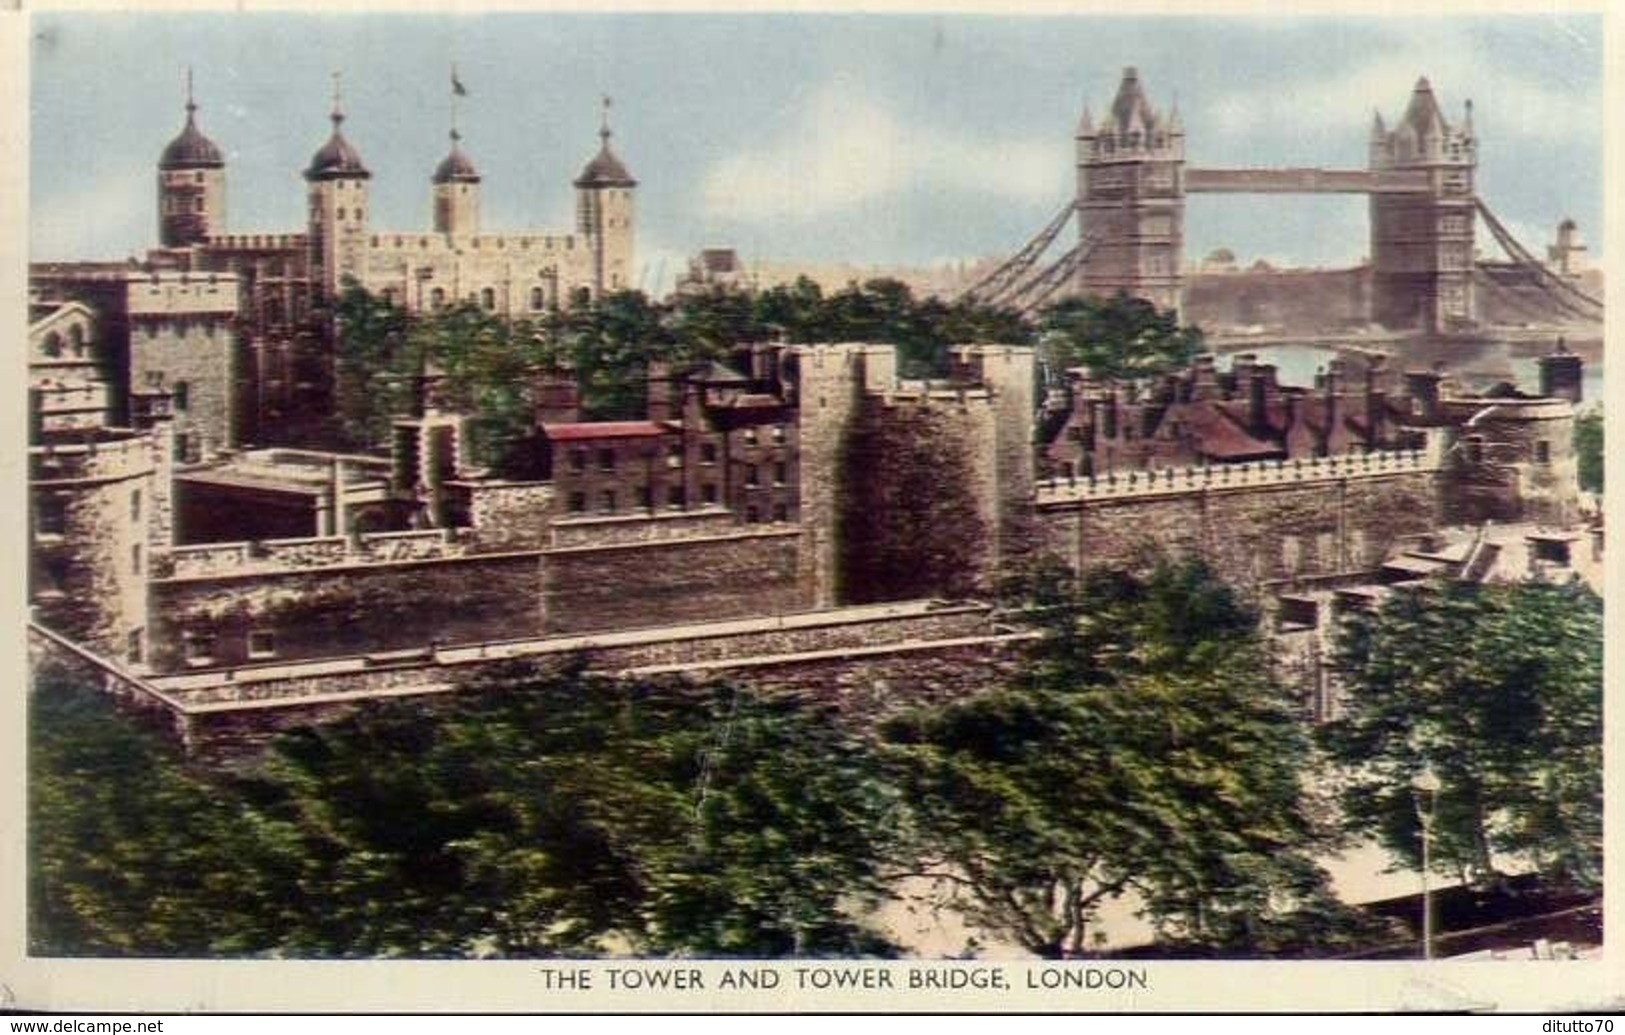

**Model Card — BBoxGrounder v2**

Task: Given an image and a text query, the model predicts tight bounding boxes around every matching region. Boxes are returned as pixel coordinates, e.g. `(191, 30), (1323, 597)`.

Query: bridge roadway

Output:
(1185, 167), (1432, 194)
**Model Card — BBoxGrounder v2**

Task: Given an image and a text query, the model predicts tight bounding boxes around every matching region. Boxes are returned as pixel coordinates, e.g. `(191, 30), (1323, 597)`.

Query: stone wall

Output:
(461, 479), (554, 551)
(839, 391), (998, 603)
(1038, 467), (1442, 590)
(125, 275), (240, 458)
(540, 528), (810, 634)
(30, 433), (157, 661)
(791, 344), (868, 607)
(146, 550), (544, 672)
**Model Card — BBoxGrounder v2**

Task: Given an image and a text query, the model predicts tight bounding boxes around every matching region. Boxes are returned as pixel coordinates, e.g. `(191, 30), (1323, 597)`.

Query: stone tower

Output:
(1369, 78), (1477, 333)
(573, 99), (638, 299)
(305, 77), (372, 299)
(1075, 67), (1186, 314)
(432, 129), (481, 235)
(157, 71), (226, 248)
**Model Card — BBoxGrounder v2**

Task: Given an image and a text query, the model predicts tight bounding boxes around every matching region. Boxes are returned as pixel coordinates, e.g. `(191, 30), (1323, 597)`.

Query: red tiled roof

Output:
(541, 421), (675, 441)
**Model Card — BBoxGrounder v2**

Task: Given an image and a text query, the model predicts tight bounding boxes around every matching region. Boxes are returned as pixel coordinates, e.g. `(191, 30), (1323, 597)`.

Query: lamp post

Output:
(1413, 763), (1442, 961)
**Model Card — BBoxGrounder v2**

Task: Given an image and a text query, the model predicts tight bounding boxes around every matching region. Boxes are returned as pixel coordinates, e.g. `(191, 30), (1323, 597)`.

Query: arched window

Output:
(431, 287), (446, 310)
(531, 286), (545, 310)
(68, 325), (85, 356)
(336, 207), (346, 220)
(42, 332), (62, 358)
(481, 288), (496, 311)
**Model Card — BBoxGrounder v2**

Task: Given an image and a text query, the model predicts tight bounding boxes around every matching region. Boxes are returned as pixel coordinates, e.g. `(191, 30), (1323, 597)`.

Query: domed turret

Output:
(574, 98), (638, 298)
(574, 108), (637, 189)
(159, 98), (224, 170)
(156, 70), (227, 248)
(433, 128), (481, 234)
(306, 74), (371, 296)
(305, 84), (370, 181)
(433, 132), (481, 185)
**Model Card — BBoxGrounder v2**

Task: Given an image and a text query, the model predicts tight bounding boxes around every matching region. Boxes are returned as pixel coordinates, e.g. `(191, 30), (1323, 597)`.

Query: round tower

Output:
(157, 70), (226, 248)
(305, 74), (372, 299)
(433, 129), (481, 235)
(574, 97), (638, 299)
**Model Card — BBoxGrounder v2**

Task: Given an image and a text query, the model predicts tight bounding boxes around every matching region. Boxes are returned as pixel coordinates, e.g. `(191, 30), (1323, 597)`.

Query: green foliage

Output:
(30, 664), (900, 958)
(1574, 408), (1602, 494)
(28, 670), (292, 956)
(331, 281), (1196, 473)
(1319, 579), (1603, 890)
(884, 560), (1350, 957)
(1037, 291), (1204, 381)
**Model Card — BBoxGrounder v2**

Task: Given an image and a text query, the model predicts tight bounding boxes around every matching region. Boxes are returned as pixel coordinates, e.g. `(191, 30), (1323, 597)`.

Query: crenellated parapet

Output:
(1035, 447), (1440, 507)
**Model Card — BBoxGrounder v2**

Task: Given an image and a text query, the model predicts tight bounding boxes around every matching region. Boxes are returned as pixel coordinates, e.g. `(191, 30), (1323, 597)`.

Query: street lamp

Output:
(1412, 763), (1443, 961)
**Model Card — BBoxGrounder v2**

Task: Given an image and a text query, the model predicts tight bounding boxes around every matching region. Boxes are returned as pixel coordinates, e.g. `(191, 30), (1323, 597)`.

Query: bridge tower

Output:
(1075, 67), (1186, 315)
(1369, 78), (1477, 333)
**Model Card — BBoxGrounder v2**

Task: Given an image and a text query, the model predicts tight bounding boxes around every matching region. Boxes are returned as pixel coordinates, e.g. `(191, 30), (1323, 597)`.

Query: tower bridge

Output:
(965, 67), (1602, 335)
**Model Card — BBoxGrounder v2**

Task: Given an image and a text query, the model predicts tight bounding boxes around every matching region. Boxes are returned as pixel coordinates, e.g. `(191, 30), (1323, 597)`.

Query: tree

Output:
(30, 662), (901, 958)
(1319, 578), (1603, 891)
(28, 670), (293, 955)
(883, 560), (1351, 957)
(1574, 408), (1602, 495)
(1035, 292), (1203, 381)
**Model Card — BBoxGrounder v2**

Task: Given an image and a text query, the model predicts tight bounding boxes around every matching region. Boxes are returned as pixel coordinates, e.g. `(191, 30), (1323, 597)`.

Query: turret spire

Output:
(185, 66), (196, 119)
(600, 94), (613, 146)
(1075, 102), (1094, 138)
(330, 70), (345, 129)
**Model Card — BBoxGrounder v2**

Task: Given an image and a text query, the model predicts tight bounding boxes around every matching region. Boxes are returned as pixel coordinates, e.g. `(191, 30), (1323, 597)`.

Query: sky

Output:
(28, 12), (1604, 295)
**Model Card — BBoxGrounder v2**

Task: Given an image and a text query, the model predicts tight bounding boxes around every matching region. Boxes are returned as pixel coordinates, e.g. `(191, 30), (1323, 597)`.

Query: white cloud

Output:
(1202, 38), (1600, 147)
(699, 75), (1066, 225)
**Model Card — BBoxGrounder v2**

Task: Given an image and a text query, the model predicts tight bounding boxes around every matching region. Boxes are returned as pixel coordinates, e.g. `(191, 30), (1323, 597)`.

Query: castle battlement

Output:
(207, 233), (309, 251)
(367, 232), (581, 255)
(30, 434), (157, 485)
(1035, 447), (1439, 506)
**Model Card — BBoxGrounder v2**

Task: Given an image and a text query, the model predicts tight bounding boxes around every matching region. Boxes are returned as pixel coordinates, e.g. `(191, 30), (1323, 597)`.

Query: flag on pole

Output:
(452, 70), (468, 97)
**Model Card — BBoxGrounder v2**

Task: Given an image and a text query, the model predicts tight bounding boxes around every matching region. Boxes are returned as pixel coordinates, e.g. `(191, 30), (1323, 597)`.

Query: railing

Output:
(28, 620), (189, 717)
(157, 527), (472, 579)
(206, 233), (308, 250)
(1036, 448), (1438, 505)
(30, 435), (154, 484)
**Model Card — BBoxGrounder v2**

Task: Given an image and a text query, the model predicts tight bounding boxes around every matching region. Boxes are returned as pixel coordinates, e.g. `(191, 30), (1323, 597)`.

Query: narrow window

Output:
(702, 484), (718, 505)
(597, 448), (615, 472)
(127, 628), (144, 664)
(773, 462), (787, 485)
(172, 381), (190, 411)
(600, 489), (616, 513)
(745, 465), (759, 488)
(667, 485), (685, 508)
(1534, 440), (1551, 465)
(701, 442), (718, 464)
(568, 492), (586, 513)
(248, 631), (276, 659)
(130, 543), (142, 575)
(130, 489), (142, 522)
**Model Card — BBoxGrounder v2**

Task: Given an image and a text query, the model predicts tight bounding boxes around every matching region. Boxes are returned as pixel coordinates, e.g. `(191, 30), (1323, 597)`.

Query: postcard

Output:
(4, 1), (1618, 1016)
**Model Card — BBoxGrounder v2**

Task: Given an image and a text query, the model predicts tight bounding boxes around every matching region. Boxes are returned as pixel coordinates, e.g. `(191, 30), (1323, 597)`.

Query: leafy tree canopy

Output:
(30, 664), (902, 958)
(1319, 578), (1603, 891)
(1037, 291), (1204, 381)
(1574, 408), (1602, 495)
(882, 559), (1354, 958)
(330, 280), (1197, 474)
